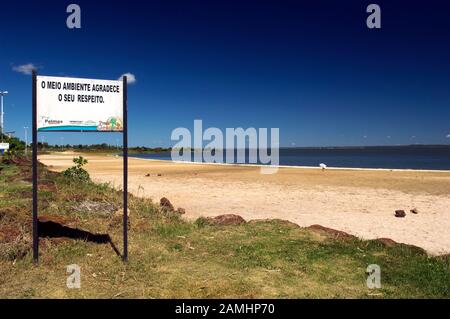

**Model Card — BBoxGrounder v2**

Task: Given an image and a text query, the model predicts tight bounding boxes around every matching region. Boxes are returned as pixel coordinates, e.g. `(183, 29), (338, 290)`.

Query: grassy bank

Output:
(0, 158), (449, 298)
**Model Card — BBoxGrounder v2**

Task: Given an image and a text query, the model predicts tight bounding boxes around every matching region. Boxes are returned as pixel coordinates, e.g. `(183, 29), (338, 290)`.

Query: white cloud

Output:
(447, 134), (450, 138)
(12, 63), (38, 75)
(118, 72), (136, 84)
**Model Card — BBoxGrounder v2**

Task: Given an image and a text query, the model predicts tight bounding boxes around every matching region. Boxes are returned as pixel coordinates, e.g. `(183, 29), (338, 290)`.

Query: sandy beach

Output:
(39, 152), (450, 255)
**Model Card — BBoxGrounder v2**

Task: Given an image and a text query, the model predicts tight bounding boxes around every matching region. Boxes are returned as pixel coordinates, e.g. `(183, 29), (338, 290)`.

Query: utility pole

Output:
(24, 127), (29, 156)
(0, 91), (8, 142)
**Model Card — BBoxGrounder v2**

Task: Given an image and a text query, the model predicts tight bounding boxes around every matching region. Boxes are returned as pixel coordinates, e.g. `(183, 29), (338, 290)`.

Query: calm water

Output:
(130, 147), (450, 170)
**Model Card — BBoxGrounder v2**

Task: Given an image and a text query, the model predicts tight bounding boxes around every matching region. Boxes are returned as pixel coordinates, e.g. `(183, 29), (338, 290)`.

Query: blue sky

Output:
(0, 0), (449, 147)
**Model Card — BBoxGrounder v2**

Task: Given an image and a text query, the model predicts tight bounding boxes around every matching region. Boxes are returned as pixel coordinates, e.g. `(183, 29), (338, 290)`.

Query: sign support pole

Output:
(32, 70), (39, 263)
(123, 76), (128, 262)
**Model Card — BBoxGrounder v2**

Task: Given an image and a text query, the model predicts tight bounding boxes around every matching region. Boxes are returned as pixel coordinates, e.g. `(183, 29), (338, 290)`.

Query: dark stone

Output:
(395, 210), (406, 218)
(377, 238), (398, 247)
(308, 224), (357, 239)
(206, 214), (246, 226)
(160, 197), (174, 211)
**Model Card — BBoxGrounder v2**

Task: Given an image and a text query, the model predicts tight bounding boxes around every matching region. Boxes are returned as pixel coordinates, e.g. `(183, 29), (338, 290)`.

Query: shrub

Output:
(194, 217), (208, 228)
(62, 156), (90, 182)
(0, 228), (31, 261)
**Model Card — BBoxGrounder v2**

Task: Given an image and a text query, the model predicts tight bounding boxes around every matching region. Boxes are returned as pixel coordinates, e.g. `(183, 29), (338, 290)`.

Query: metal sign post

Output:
(122, 75), (128, 262)
(32, 71), (38, 263)
(31, 71), (128, 263)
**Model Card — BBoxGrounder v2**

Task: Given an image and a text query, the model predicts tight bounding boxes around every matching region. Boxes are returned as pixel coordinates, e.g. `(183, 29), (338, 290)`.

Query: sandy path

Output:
(39, 153), (450, 255)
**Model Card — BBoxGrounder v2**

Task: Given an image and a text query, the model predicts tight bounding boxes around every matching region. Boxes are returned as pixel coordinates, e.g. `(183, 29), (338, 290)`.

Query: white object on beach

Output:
(319, 163), (327, 170)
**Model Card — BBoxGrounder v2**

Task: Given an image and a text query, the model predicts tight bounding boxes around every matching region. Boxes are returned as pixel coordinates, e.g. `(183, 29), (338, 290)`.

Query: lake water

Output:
(130, 147), (450, 170)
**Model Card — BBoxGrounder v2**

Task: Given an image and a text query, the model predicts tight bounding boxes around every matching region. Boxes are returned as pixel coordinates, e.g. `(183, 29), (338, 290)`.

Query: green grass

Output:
(0, 159), (449, 298)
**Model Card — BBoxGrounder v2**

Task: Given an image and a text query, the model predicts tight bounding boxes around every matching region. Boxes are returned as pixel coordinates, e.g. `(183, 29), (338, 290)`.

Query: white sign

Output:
(36, 75), (124, 132)
(0, 143), (9, 150)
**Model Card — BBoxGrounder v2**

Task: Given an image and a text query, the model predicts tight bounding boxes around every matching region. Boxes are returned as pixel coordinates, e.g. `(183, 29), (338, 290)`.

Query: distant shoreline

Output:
(280, 145), (450, 149)
(127, 155), (450, 173)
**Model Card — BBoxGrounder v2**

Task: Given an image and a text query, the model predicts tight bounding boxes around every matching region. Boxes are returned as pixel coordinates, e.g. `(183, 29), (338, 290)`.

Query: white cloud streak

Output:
(118, 72), (136, 84)
(12, 63), (38, 75)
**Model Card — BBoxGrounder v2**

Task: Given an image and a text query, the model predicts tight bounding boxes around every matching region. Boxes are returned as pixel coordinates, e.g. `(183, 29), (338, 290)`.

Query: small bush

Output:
(0, 229), (31, 261)
(62, 156), (90, 182)
(194, 217), (208, 228)
(0, 150), (21, 165)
